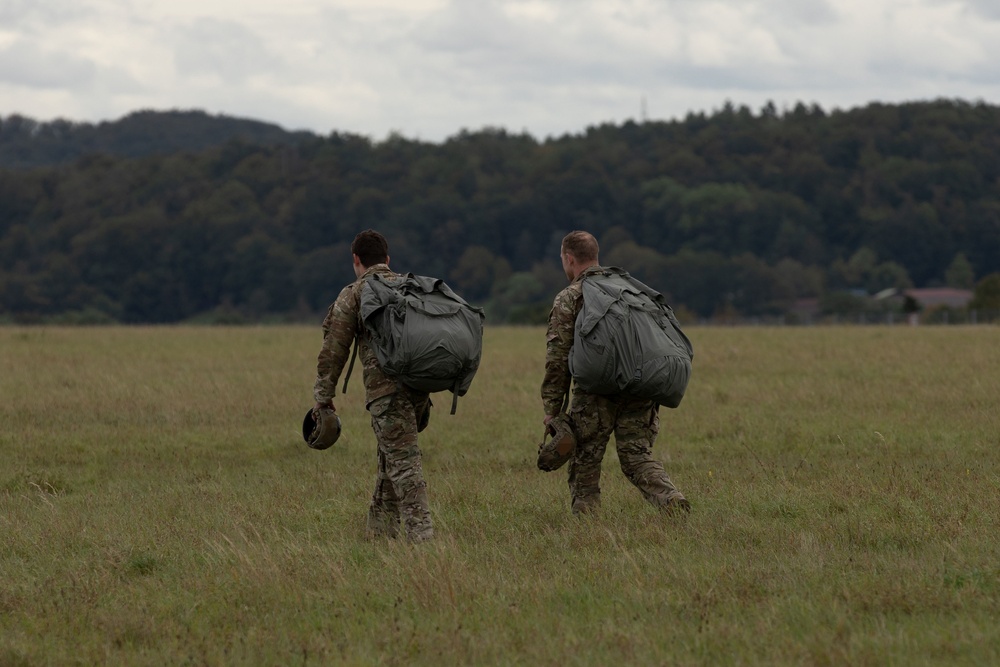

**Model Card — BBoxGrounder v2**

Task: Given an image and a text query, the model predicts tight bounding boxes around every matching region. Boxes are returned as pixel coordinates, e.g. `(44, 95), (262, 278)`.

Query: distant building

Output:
(789, 297), (820, 321)
(902, 288), (973, 309)
(873, 287), (973, 309)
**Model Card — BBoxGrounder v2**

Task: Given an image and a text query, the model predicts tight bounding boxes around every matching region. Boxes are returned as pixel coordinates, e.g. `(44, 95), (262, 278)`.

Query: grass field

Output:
(1, 324), (999, 666)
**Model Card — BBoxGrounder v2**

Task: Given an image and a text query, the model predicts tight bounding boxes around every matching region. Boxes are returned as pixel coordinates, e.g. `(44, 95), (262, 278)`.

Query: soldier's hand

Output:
(543, 414), (554, 426)
(315, 400), (335, 413)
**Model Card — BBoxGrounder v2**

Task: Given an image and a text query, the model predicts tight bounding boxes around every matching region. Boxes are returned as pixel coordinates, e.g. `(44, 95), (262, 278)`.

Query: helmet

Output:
(302, 407), (342, 450)
(536, 414), (576, 472)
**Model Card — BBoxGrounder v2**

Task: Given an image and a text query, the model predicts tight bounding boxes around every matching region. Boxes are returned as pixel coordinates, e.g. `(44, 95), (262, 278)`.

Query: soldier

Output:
(313, 229), (434, 543)
(541, 230), (690, 516)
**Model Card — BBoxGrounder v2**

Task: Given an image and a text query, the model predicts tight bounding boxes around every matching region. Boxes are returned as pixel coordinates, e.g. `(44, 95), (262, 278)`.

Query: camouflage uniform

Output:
(542, 265), (688, 515)
(314, 264), (433, 542)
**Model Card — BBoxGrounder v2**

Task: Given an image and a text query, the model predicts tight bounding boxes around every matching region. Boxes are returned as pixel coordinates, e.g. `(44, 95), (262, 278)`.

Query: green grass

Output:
(1, 325), (999, 665)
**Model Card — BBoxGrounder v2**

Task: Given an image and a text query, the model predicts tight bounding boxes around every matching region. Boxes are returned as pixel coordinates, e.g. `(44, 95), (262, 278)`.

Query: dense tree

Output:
(970, 273), (1000, 312)
(945, 253), (975, 289)
(449, 246), (509, 303)
(2, 100), (1000, 323)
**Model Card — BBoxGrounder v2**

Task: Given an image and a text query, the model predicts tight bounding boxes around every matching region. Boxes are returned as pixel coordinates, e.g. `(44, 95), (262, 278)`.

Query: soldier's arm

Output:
(313, 285), (358, 406)
(540, 289), (577, 417)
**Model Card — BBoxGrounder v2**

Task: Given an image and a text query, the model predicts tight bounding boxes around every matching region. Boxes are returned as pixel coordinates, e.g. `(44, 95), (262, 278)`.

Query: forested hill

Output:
(1, 99), (999, 324)
(0, 110), (315, 168)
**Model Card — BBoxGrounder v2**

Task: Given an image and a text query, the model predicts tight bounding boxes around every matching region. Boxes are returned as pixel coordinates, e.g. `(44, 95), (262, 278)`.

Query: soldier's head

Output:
(560, 231), (599, 281)
(351, 229), (389, 277)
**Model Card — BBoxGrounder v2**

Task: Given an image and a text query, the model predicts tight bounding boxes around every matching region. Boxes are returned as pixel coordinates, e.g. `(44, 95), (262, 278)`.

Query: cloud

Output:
(171, 17), (285, 83)
(0, 40), (98, 89)
(401, 1), (844, 93)
(951, 0), (1000, 20)
(862, 1), (1000, 82)
(302, 0), (1000, 137)
(1, 0), (999, 141)
(756, 0), (837, 25)
(0, 0), (95, 30)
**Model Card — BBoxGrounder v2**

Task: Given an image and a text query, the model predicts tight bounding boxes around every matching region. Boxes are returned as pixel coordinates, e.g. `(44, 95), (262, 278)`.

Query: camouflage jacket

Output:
(313, 264), (400, 407)
(540, 265), (607, 416)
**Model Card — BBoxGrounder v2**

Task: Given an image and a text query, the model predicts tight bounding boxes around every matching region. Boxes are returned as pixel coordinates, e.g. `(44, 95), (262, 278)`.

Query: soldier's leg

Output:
(614, 400), (690, 514)
(566, 391), (615, 514)
(366, 443), (401, 538)
(370, 390), (433, 542)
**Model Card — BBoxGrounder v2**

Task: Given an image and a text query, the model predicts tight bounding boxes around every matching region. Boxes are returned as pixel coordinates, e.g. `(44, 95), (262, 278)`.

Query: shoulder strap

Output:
(341, 336), (360, 394)
(340, 276), (372, 394)
(560, 378), (572, 416)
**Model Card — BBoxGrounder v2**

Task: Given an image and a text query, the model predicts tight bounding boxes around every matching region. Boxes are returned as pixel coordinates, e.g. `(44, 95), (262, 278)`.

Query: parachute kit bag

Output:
(568, 267), (694, 408)
(349, 273), (485, 413)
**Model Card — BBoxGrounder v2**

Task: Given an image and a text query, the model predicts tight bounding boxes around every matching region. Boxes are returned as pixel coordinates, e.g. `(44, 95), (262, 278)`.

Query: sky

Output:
(2, 0), (999, 142)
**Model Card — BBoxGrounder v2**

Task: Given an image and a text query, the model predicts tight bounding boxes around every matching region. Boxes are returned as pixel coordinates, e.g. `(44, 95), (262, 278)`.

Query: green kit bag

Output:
(568, 268), (693, 408)
(353, 273), (485, 413)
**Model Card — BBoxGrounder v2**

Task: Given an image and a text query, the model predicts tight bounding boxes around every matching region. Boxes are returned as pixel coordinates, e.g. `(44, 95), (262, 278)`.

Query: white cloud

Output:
(0, 0), (96, 29)
(0, 0), (998, 140)
(171, 17), (284, 83)
(0, 40), (98, 88)
(948, 0), (1000, 20)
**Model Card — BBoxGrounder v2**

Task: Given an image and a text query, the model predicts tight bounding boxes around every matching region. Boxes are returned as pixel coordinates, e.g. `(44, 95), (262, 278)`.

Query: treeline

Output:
(1, 99), (999, 324)
(0, 110), (313, 168)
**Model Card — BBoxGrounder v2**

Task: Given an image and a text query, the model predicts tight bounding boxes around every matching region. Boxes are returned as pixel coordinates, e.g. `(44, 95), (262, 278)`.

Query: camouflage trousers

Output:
(566, 389), (685, 514)
(366, 387), (433, 543)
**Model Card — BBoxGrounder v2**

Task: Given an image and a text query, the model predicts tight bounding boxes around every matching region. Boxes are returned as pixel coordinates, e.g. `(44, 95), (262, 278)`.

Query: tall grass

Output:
(2, 325), (998, 665)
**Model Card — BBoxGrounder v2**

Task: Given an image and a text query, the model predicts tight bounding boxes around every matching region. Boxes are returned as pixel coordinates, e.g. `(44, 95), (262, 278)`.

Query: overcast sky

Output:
(2, 0), (999, 142)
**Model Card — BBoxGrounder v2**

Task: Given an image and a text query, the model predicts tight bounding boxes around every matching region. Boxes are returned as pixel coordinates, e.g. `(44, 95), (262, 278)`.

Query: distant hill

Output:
(0, 109), (318, 168)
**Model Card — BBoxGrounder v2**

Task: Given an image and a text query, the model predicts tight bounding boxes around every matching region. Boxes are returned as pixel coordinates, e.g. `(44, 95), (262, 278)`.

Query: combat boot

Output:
(401, 485), (433, 543)
(366, 504), (401, 539)
(662, 490), (691, 515)
(571, 493), (601, 515)
(366, 475), (401, 539)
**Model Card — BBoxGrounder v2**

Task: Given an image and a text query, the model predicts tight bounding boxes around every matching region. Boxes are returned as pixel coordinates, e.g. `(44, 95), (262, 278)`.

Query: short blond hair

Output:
(561, 231), (599, 262)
